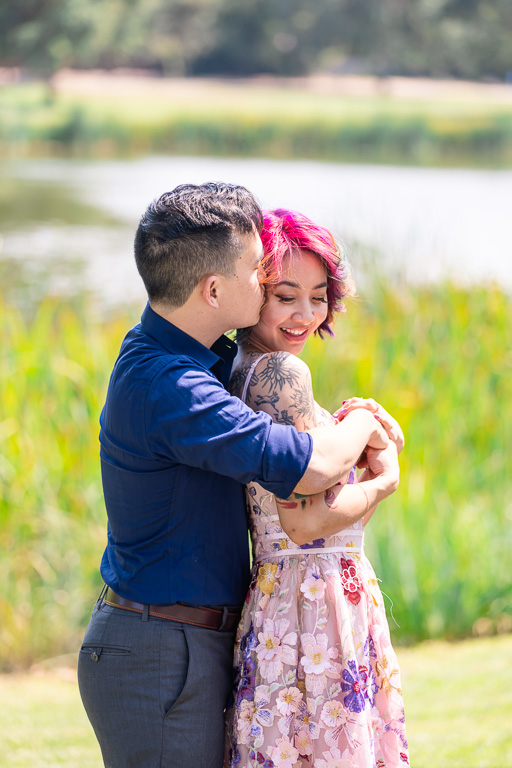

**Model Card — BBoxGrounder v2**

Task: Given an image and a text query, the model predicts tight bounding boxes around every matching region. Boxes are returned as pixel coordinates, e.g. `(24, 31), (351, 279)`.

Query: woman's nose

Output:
(292, 302), (315, 323)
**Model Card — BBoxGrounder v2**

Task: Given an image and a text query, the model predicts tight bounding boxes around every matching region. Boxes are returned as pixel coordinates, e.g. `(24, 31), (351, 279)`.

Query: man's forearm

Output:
(294, 409), (387, 495)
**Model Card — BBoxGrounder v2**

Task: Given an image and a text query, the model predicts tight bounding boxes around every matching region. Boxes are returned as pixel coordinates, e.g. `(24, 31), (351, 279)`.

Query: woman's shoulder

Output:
(231, 350), (311, 397)
(231, 349), (315, 428)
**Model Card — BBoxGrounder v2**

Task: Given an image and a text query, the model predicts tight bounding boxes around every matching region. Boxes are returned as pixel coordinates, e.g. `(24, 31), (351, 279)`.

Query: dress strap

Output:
(240, 353), (268, 403)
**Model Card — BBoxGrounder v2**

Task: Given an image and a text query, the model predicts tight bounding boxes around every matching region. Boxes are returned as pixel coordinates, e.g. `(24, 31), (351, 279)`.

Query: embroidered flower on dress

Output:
(236, 662), (255, 705)
(276, 687), (303, 717)
(256, 619), (298, 683)
(239, 686), (275, 747)
(341, 660), (366, 713)
(249, 748), (274, 767)
(255, 594), (271, 628)
(320, 700), (349, 729)
(267, 738), (299, 768)
(299, 538), (326, 550)
(272, 538), (289, 552)
(295, 699), (321, 741)
(300, 633), (341, 696)
(340, 558), (363, 606)
(300, 575), (327, 602)
(369, 707), (387, 740)
(316, 746), (355, 768)
(236, 627), (258, 704)
(237, 699), (256, 745)
(257, 563), (279, 595)
(294, 728), (313, 756)
(358, 663), (378, 705)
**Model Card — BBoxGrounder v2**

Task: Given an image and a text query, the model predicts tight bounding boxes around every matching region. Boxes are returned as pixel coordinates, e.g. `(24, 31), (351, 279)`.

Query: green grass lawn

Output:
(1, 634), (511, 767)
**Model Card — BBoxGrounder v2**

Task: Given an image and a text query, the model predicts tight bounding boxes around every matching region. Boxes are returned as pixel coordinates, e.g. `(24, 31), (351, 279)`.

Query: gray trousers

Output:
(77, 598), (236, 768)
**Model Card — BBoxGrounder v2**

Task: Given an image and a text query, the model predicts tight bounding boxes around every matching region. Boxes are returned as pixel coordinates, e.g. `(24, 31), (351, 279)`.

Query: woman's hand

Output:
(333, 397), (405, 453)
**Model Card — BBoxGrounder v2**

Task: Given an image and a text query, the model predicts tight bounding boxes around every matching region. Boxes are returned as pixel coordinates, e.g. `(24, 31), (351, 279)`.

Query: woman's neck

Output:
(240, 339), (274, 356)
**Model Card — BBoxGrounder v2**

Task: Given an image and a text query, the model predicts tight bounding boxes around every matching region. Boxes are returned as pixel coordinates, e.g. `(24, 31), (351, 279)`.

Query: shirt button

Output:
(91, 652), (99, 662)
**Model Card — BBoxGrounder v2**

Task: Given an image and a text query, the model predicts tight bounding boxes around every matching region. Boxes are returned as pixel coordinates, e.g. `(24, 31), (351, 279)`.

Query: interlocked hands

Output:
(334, 397), (405, 453)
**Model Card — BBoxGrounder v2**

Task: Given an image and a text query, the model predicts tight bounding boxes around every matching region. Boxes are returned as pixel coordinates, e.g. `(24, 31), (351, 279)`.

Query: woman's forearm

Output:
(278, 474), (391, 546)
(358, 469), (379, 526)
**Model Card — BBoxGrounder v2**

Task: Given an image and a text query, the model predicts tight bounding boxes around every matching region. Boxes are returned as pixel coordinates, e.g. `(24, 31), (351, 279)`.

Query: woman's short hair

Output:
(259, 208), (354, 338)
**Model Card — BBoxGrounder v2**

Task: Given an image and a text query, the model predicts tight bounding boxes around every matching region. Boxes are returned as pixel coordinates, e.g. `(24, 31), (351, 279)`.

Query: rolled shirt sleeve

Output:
(145, 361), (312, 499)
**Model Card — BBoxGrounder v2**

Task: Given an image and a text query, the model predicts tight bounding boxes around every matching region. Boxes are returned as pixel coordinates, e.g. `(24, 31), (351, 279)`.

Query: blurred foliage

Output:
(1, 279), (511, 669)
(2, 80), (512, 167)
(0, 299), (137, 670)
(305, 279), (512, 644)
(0, 0), (512, 80)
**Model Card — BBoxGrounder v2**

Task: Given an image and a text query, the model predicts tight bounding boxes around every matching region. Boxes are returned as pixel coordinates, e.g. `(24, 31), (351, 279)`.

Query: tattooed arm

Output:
(277, 442), (399, 544)
(241, 352), (399, 544)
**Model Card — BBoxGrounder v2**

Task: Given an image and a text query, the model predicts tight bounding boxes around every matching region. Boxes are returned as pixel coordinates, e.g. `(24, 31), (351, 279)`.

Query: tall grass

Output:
(1, 281), (511, 669)
(2, 81), (512, 167)
(304, 280), (512, 642)
(0, 299), (138, 670)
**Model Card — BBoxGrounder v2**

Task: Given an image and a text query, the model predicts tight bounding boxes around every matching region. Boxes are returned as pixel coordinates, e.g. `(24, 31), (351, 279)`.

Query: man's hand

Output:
(334, 397), (405, 453)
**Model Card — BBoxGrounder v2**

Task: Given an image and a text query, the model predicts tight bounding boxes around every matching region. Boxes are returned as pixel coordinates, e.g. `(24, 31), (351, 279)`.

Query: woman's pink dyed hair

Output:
(260, 208), (354, 338)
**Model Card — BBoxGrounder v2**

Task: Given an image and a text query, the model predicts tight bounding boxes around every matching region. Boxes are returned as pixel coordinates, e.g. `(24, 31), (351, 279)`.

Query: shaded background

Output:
(1, 0), (511, 677)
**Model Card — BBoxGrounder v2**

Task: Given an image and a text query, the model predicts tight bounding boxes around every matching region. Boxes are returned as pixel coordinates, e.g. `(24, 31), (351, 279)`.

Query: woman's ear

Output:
(201, 275), (221, 309)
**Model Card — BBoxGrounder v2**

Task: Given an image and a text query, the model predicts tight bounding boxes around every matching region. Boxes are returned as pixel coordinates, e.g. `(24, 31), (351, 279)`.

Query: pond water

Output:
(1, 156), (511, 309)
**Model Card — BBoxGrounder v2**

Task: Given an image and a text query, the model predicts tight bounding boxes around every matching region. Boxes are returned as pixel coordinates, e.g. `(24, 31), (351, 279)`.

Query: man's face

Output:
(222, 230), (265, 329)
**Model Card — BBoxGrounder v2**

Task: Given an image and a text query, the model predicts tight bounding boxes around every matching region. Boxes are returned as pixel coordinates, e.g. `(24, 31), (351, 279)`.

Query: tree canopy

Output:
(1, 0), (511, 80)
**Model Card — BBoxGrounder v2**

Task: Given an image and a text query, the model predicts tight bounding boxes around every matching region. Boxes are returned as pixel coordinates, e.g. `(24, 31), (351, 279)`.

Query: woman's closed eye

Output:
(276, 295), (295, 303)
(276, 295), (327, 304)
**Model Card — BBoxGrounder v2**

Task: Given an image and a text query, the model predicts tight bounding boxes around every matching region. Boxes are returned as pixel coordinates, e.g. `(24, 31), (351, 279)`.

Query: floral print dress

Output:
(225, 402), (409, 768)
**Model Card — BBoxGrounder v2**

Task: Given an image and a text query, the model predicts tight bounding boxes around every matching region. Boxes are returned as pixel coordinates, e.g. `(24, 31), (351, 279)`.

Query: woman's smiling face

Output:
(249, 249), (329, 355)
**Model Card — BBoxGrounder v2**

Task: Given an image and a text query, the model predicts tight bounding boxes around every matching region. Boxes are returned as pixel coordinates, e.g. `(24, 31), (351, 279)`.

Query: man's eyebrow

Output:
(275, 280), (328, 289)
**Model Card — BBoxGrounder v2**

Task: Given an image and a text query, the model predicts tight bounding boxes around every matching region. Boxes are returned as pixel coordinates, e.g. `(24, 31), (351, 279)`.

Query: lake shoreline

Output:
(3, 70), (512, 168)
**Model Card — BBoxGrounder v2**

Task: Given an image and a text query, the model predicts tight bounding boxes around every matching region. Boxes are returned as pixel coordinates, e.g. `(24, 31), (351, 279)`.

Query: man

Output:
(78, 182), (399, 768)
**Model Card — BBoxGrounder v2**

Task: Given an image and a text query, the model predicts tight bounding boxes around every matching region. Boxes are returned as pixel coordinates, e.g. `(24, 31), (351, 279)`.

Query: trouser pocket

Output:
(80, 644), (131, 663)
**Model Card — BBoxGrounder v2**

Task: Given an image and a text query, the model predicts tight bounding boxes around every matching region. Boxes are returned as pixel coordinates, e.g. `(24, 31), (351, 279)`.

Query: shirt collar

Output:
(141, 302), (236, 374)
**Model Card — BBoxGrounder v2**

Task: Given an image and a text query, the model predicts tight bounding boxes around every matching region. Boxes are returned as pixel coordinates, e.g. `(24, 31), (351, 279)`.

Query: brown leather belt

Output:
(103, 588), (241, 632)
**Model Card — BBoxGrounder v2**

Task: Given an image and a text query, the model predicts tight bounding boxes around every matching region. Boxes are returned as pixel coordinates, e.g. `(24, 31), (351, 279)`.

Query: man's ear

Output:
(201, 275), (221, 309)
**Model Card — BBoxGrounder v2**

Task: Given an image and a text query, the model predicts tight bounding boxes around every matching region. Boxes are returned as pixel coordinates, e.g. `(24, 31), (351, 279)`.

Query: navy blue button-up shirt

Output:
(99, 304), (312, 607)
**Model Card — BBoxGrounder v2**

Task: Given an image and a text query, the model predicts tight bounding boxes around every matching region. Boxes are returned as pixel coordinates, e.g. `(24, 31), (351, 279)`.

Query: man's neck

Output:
(150, 301), (224, 349)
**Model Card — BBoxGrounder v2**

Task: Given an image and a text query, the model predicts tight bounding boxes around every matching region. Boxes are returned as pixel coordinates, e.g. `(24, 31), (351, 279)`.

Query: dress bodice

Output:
(238, 354), (364, 565)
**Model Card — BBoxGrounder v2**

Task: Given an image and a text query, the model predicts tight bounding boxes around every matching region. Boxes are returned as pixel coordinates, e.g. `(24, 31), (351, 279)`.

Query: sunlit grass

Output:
(1, 634), (511, 767)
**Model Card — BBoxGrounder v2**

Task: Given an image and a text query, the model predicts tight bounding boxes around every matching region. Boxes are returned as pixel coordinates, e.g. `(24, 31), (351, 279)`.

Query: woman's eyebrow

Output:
(275, 280), (328, 289)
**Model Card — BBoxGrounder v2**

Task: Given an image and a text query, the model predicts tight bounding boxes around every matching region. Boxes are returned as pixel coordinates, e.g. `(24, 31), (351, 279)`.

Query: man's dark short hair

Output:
(134, 182), (263, 308)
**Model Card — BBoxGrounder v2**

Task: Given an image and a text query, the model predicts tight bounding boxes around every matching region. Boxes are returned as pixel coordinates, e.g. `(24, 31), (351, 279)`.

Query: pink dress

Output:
(225, 378), (409, 768)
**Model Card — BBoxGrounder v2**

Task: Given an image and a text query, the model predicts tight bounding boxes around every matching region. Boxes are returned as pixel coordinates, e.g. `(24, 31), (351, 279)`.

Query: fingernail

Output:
(374, 413), (380, 419)
(342, 400), (347, 404)
(339, 408), (348, 415)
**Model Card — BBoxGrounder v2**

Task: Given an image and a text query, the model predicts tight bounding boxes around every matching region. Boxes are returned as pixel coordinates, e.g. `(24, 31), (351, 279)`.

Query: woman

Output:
(225, 210), (408, 768)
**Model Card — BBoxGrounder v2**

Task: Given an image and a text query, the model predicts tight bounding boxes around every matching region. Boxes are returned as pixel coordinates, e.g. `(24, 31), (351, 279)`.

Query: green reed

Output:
(1, 81), (512, 167)
(1, 281), (511, 669)
(304, 280), (512, 643)
(0, 299), (139, 670)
